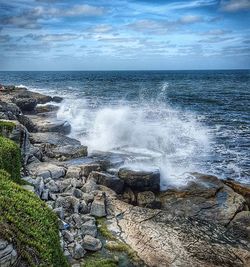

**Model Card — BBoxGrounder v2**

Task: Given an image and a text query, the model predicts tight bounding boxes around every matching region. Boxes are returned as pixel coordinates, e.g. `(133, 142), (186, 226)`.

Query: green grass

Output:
(96, 217), (116, 241)
(83, 255), (118, 267)
(0, 169), (68, 266)
(0, 120), (15, 135)
(0, 136), (21, 183)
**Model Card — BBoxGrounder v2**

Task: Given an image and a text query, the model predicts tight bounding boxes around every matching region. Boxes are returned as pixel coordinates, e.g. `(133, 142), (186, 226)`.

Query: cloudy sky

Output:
(0, 0), (250, 70)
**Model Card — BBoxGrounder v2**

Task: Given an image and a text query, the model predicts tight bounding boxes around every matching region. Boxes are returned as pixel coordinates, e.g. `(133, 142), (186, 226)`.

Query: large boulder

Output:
(89, 171), (124, 194)
(12, 97), (37, 112)
(157, 173), (247, 225)
(118, 167), (160, 192)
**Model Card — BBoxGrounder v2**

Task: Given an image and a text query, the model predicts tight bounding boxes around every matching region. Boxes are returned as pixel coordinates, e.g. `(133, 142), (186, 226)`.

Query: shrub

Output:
(0, 170), (68, 266)
(0, 136), (21, 182)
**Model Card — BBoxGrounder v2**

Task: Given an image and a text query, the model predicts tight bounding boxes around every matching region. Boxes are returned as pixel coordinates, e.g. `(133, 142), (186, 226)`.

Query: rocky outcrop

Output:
(157, 173), (247, 225)
(106, 195), (250, 267)
(118, 167), (160, 192)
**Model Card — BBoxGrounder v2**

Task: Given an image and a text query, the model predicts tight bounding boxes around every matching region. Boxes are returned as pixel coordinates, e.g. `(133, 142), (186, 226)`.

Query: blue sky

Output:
(0, 0), (250, 70)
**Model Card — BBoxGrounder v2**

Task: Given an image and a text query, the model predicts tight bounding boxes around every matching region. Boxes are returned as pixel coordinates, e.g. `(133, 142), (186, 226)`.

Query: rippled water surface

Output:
(1, 70), (249, 187)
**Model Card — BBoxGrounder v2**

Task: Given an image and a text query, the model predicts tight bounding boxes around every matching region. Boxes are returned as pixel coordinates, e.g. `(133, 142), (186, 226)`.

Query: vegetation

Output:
(83, 254), (118, 267)
(96, 217), (116, 241)
(0, 169), (68, 266)
(0, 120), (15, 135)
(0, 136), (21, 183)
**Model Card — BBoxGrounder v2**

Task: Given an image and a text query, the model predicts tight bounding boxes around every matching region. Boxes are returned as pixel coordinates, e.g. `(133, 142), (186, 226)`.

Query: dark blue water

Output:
(0, 70), (249, 186)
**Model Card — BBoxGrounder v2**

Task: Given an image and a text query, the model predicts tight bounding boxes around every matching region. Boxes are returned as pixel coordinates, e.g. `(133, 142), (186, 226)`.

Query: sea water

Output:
(1, 70), (249, 188)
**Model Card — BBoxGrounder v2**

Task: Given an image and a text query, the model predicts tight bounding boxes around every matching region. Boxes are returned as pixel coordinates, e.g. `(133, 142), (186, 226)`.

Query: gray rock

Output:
(27, 162), (66, 180)
(63, 230), (75, 243)
(0, 240), (8, 250)
(81, 179), (98, 193)
(70, 243), (86, 260)
(66, 166), (82, 179)
(90, 192), (107, 217)
(55, 196), (80, 214)
(137, 191), (156, 207)
(118, 167), (160, 192)
(46, 145), (88, 160)
(21, 184), (35, 193)
(73, 188), (83, 199)
(46, 180), (59, 193)
(80, 163), (101, 177)
(53, 207), (64, 220)
(82, 193), (94, 204)
(89, 171), (124, 194)
(41, 189), (49, 201)
(30, 132), (80, 146)
(81, 220), (97, 237)
(82, 235), (102, 251)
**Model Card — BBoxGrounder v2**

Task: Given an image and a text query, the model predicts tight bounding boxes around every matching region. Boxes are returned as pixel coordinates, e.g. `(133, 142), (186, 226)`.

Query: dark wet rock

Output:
(17, 114), (37, 132)
(30, 132), (80, 146)
(157, 173), (247, 225)
(35, 104), (59, 113)
(12, 97), (37, 112)
(89, 171), (124, 194)
(118, 167), (160, 192)
(52, 96), (63, 103)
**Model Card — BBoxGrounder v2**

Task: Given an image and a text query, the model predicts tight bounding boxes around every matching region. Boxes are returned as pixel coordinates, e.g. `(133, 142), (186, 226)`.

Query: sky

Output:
(0, 0), (250, 70)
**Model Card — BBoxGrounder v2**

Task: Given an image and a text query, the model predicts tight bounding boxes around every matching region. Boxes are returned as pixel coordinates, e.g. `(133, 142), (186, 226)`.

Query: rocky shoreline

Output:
(0, 85), (250, 266)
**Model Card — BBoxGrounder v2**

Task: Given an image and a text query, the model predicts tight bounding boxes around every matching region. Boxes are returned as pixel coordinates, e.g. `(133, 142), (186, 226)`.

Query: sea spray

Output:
(57, 94), (210, 189)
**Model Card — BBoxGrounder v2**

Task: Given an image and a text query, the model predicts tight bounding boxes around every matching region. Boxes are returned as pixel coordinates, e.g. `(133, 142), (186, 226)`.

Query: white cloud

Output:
(220, 0), (250, 12)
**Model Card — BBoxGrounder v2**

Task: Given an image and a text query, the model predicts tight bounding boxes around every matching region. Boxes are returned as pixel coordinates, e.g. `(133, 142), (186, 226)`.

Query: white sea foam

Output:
(57, 92), (210, 189)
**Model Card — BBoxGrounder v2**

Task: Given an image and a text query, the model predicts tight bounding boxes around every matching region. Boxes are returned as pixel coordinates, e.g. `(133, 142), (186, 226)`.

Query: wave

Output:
(57, 86), (210, 189)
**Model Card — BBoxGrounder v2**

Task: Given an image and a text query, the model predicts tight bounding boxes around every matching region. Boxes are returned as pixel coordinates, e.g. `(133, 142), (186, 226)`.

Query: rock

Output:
(57, 179), (72, 192)
(0, 101), (21, 120)
(52, 96), (63, 103)
(63, 230), (75, 243)
(81, 179), (98, 193)
(46, 145), (88, 160)
(13, 97), (37, 112)
(122, 187), (136, 204)
(66, 166), (82, 179)
(55, 196), (80, 214)
(70, 243), (86, 260)
(89, 171), (124, 194)
(137, 191), (158, 208)
(118, 167), (160, 192)
(157, 173), (247, 225)
(0, 241), (17, 267)
(27, 162), (66, 180)
(46, 180), (59, 193)
(41, 189), (49, 201)
(35, 104), (59, 113)
(223, 179), (250, 208)
(82, 193), (94, 204)
(80, 163), (101, 177)
(58, 220), (70, 230)
(81, 220), (97, 237)
(90, 192), (107, 217)
(73, 188), (83, 199)
(82, 235), (102, 251)
(30, 132), (80, 146)
(229, 211), (250, 240)
(17, 114), (37, 132)
(106, 195), (250, 267)
(53, 207), (64, 220)
(27, 114), (71, 134)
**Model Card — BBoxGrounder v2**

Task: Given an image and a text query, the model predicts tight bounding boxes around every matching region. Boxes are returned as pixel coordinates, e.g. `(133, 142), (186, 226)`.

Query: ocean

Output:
(1, 70), (249, 188)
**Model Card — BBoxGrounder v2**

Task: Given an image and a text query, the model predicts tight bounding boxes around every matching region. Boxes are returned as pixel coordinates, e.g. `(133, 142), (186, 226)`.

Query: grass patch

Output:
(83, 255), (118, 267)
(105, 241), (139, 262)
(96, 217), (116, 241)
(0, 136), (21, 183)
(0, 169), (68, 266)
(0, 120), (15, 135)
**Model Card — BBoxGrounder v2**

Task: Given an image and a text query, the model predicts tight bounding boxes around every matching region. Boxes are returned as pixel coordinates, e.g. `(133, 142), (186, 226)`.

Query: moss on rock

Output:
(0, 169), (68, 266)
(0, 136), (21, 183)
(0, 120), (15, 135)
